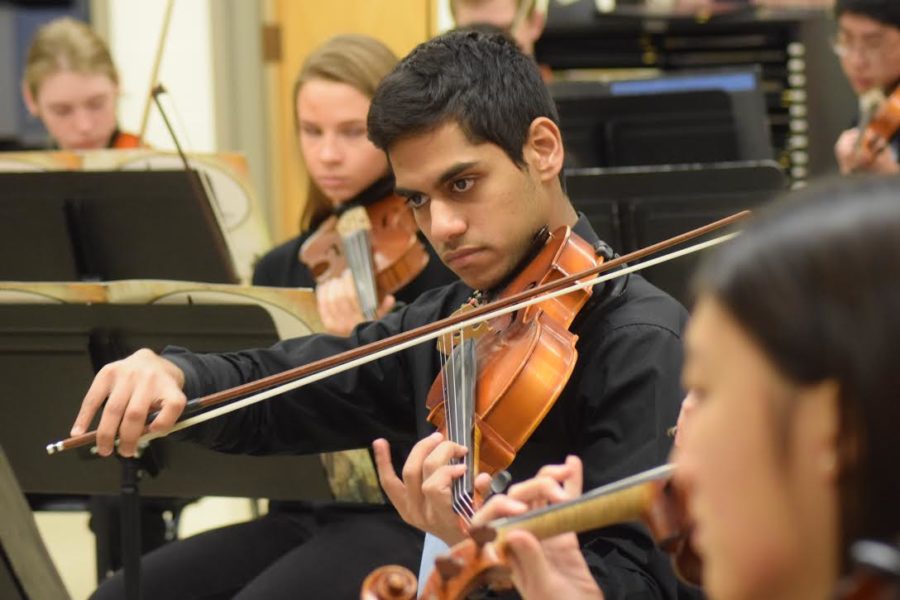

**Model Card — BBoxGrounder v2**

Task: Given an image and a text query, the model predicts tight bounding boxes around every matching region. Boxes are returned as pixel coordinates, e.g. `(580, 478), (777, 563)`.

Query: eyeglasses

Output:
(831, 34), (892, 63)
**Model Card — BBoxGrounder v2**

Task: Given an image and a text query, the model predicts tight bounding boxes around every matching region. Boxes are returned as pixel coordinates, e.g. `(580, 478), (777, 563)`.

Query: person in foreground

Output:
(71, 30), (688, 598)
(470, 176), (900, 600)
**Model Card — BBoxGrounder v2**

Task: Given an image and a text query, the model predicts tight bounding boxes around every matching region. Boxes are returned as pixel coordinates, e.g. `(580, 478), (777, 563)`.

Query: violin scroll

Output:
(360, 565), (418, 600)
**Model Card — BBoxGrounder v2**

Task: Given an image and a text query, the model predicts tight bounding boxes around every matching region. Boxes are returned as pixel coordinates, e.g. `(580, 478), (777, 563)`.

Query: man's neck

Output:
(547, 194), (579, 231)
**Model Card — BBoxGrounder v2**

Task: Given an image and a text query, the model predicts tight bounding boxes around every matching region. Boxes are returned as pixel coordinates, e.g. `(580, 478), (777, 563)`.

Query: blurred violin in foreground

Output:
(836, 537), (900, 600)
(361, 464), (701, 600)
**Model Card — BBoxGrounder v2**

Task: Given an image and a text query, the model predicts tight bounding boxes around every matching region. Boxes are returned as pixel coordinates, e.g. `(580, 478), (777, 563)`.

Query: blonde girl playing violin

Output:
(22, 17), (140, 150)
(252, 34), (454, 335)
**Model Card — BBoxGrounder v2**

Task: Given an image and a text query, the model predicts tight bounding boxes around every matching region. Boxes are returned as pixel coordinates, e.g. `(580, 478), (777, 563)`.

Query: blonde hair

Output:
(293, 34), (398, 230)
(23, 17), (118, 101)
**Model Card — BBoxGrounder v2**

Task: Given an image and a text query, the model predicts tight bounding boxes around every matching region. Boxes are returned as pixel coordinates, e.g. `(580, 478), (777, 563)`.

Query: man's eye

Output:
(451, 178), (474, 193)
(406, 194), (428, 209)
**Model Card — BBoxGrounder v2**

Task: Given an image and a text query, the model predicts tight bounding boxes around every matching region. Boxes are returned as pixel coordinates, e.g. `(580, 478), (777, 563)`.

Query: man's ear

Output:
(524, 9), (546, 47)
(22, 82), (39, 117)
(524, 116), (564, 183)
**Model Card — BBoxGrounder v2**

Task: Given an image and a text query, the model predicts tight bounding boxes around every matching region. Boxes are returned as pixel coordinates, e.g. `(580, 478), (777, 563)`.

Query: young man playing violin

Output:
(832, 0), (900, 175)
(71, 30), (689, 599)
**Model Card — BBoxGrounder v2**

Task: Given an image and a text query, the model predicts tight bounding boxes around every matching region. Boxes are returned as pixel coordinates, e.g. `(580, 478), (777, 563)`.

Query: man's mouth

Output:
(443, 247), (483, 268)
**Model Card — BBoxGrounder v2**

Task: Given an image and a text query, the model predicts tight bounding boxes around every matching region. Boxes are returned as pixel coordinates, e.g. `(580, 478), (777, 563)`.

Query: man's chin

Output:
(458, 270), (508, 294)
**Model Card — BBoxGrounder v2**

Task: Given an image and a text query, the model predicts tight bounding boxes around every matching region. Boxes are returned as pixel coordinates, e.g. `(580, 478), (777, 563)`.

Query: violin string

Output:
(450, 332), (467, 519)
(450, 333), (467, 520)
(458, 338), (477, 521)
(95, 232), (737, 451)
(444, 329), (463, 517)
(343, 230), (378, 320)
(357, 229), (379, 318)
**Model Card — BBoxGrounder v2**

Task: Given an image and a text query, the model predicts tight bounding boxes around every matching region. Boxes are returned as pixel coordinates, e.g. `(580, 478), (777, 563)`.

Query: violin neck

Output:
(493, 464), (674, 544)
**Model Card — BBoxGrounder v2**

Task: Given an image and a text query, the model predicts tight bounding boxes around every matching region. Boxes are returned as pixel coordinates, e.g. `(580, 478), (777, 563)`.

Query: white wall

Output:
(437, 0), (454, 33)
(106, 0), (216, 152)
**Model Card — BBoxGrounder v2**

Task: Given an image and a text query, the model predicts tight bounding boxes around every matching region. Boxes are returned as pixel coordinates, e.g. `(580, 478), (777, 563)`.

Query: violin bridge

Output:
(436, 302), (491, 354)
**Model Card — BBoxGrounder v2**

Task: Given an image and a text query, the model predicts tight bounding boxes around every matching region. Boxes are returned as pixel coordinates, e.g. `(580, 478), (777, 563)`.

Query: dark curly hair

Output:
(367, 29), (559, 170)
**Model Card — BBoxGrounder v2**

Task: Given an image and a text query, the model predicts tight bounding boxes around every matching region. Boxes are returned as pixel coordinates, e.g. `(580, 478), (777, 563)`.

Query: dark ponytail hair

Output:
(693, 176), (900, 568)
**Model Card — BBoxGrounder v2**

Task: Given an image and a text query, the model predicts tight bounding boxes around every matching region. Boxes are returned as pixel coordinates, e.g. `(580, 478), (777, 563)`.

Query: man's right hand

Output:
(70, 348), (187, 457)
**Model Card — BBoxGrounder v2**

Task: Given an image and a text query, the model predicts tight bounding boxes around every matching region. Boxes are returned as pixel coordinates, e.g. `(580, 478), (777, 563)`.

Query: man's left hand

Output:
(373, 432), (470, 545)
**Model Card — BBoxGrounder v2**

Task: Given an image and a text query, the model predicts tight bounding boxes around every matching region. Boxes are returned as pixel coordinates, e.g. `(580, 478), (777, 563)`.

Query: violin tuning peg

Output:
(469, 524), (497, 547)
(489, 470), (512, 495)
(435, 555), (464, 582)
(592, 240), (615, 261)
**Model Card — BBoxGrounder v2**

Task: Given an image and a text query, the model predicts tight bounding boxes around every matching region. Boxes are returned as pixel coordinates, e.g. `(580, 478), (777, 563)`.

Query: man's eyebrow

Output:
(438, 161), (479, 185)
(394, 186), (417, 199)
(395, 160), (480, 198)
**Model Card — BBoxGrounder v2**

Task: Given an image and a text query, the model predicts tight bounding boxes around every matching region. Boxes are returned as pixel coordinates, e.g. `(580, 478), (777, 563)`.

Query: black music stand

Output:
(0, 303), (335, 599)
(566, 160), (787, 306)
(552, 68), (773, 170)
(0, 170), (237, 283)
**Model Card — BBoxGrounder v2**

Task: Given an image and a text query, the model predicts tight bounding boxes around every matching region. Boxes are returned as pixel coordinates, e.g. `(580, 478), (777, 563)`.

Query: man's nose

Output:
(427, 197), (467, 244)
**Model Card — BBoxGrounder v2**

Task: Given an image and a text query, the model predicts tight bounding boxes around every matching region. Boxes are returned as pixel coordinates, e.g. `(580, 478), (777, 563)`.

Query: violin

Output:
(852, 86), (900, 171)
(112, 131), (143, 149)
(360, 464), (702, 600)
(836, 538), (900, 600)
(299, 194), (429, 320)
(424, 226), (600, 524)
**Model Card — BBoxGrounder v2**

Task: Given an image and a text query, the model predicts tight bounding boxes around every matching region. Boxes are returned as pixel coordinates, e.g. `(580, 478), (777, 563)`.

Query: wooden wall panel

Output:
(268, 0), (435, 242)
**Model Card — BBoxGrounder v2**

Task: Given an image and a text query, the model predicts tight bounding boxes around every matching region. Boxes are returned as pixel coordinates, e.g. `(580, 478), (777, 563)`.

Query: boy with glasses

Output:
(832, 0), (900, 174)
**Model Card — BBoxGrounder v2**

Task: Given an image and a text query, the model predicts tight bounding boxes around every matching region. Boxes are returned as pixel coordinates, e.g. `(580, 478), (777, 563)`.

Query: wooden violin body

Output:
(112, 132), (143, 149)
(360, 464), (700, 600)
(300, 194), (429, 317)
(858, 87), (900, 162)
(425, 226), (600, 477)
